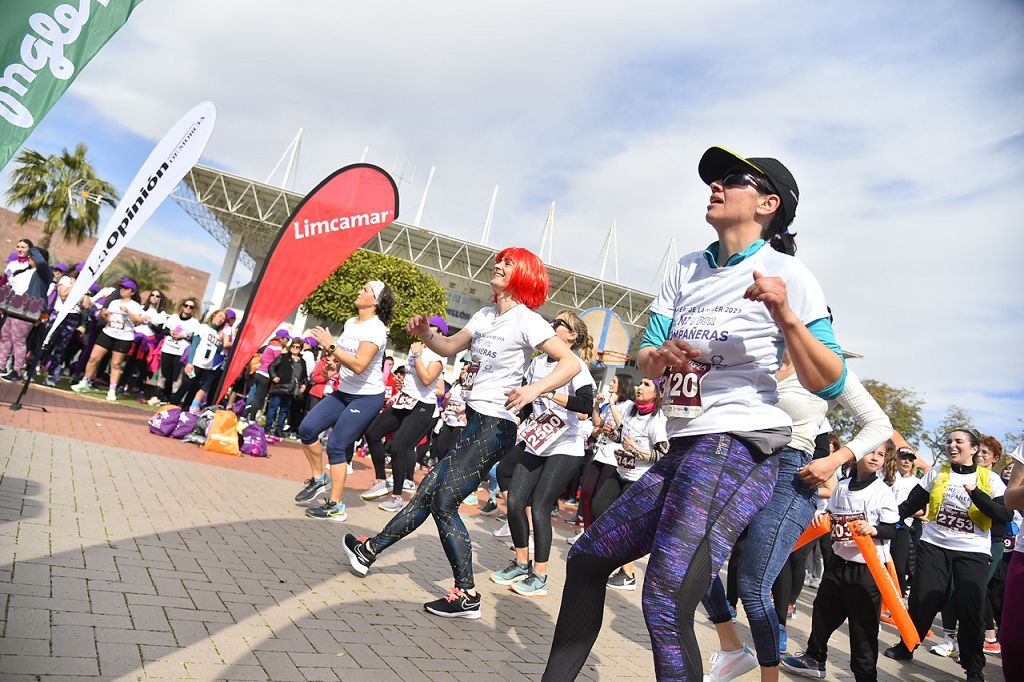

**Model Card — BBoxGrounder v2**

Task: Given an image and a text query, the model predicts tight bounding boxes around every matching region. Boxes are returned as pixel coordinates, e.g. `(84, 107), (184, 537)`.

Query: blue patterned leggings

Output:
(543, 433), (779, 682)
(367, 408), (517, 589)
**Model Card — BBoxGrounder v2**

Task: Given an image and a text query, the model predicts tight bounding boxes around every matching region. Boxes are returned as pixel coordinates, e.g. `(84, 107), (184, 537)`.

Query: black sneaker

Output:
(424, 588), (481, 619)
(295, 476), (329, 503)
(780, 653), (826, 679)
(883, 643), (914, 661)
(480, 499), (499, 515)
(607, 568), (636, 591)
(342, 534), (375, 576)
(304, 500), (347, 521)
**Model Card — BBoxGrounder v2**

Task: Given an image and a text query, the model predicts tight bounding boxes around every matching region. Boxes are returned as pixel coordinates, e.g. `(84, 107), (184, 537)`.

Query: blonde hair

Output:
(881, 440), (898, 486)
(556, 310), (595, 362)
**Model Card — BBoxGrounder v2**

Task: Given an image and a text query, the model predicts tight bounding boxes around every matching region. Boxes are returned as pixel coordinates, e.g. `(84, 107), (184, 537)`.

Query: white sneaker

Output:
(71, 379), (92, 392)
(347, 463), (354, 475)
(361, 480), (390, 501)
(704, 646), (758, 682)
(106, 388), (117, 402)
(492, 521), (512, 538)
(929, 637), (958, 658)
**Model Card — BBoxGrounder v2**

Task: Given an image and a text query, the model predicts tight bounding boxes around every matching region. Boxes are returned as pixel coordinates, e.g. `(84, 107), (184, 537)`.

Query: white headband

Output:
(368, 280), (386, 302)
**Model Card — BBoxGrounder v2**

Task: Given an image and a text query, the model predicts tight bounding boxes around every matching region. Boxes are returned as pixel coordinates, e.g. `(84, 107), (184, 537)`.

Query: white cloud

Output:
(20, 0), (1024, 436)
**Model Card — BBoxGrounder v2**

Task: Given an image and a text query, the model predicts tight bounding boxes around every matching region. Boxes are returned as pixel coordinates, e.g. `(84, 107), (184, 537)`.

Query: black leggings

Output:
(890, 525), (912, 595)
(507, 449), (586, 564)
(433, 423), (463, 462)
(367, 409), (517, 589)
(497, 442), (526, 492)
(172, 367), (211, 408)
(365, 402), (437, 495)
(160, 352), (184, 401)
(590, 469), (634, 521)
(244, 374), (271, 420)
(772, 542), (813, 622)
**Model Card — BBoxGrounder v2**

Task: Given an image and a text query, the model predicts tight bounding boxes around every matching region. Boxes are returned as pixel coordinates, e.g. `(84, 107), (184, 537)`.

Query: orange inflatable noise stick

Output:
(849, 525), (921, 651)
(792, 515), (831, 553)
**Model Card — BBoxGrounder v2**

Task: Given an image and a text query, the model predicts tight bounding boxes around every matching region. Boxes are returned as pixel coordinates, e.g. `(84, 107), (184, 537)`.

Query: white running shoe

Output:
(704, 645), (758, 682)
(492, 521), (512, 537)
(361, 480), (390, 500)
(347, 463), (354, 475)
(929, 637), (958, 658)
(106, 388), (117, 402)
(71, 379), (92, 392)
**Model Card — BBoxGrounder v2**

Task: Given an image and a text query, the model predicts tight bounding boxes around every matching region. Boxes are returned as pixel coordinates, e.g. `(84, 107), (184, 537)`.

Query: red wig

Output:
(493, 247), (549, 309)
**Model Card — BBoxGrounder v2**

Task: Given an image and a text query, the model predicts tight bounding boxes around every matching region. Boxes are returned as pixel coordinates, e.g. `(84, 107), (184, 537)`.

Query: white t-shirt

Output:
(334, 316), (388, 396)
(522, 354), (595, 457)
(890, 473), (922, 526)
(918, 466), (1008, 555)
(4, 260), (32, 295)
(55, 275), (81, 316)
(134, 307), (167, 337)
(615, 407), (669, 482)
(103, 299), (145, 341)
(594, 399), (635, 465)
(461, 305), (555, 421)
(828, 475), (899, 563)
(400, 347), (445, 405)
(190, 324), (226, 370)
(651, 245), (830, 439)
(161, 315), (201, 356)
(442, 383), (468, 427)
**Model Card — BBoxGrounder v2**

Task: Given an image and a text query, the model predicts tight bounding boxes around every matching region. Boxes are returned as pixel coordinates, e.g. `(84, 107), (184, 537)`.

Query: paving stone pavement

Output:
(0, 383), (1002, 680)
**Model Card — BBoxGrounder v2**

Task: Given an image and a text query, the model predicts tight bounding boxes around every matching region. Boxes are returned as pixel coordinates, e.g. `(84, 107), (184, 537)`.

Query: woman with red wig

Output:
(343, 247), (581, 619)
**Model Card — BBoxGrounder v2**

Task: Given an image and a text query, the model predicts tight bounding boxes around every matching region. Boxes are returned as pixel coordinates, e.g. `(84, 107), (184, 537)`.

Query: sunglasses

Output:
(551, 319), (572, 332)
(182, 303), (196, 309)
(151, 293), (162, 298)
(718, 171), (775, 194)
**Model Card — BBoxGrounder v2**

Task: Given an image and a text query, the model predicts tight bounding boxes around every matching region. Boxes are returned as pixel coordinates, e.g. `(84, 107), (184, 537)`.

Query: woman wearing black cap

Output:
(543, 147), (847, 682)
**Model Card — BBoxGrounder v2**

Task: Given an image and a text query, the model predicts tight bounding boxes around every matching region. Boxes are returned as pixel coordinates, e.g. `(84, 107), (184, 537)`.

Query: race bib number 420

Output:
(520, 411), (568, 455)
(661, 360), (711, 419)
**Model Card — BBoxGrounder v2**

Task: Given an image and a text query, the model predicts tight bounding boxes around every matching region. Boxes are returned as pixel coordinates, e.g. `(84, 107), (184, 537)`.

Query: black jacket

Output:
(269, 354), (308, 397)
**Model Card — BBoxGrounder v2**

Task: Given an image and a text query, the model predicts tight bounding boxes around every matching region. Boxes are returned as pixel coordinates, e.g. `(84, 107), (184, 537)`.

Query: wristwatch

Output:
(326, 344), (337, 354)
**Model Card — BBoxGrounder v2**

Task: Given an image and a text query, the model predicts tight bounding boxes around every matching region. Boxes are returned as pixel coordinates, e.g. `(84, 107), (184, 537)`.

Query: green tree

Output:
(103, 256), (172, 299)
(1004, 418), (1024, 454)
(302, 250), (447, 350)
(830, 379), (925, 446)
(4, 143), (119, 250)
(925, 405), (978, 466)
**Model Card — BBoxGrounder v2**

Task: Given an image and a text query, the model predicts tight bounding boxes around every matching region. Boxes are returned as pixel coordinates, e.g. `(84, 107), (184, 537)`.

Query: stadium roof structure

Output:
(172, 164), (656, 346)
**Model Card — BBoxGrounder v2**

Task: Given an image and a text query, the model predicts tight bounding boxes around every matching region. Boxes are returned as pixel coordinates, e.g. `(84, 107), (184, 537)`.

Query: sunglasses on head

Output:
(718, 170), (775, 194)
(551, 319), (572, 332)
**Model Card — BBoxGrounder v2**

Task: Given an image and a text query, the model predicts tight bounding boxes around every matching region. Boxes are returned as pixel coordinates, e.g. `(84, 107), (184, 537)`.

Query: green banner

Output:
(0, 0), (146, 170)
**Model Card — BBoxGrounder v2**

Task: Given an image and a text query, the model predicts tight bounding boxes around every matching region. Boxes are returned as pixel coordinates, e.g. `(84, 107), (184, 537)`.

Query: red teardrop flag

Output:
(218, 164), (399, 401)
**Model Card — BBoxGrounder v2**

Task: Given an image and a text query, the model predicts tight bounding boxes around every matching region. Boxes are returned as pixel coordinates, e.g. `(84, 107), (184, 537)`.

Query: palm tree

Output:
(4, 143), (119, 249)
(103, 256), (172, 295)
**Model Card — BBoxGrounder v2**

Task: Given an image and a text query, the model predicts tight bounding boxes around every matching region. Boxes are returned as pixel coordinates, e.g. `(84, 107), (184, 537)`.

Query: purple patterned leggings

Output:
(543, 433), (778, 681)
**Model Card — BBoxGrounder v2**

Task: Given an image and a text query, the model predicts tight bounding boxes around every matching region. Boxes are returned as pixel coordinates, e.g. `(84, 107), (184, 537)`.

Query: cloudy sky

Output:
(3, 1), (1022, 454)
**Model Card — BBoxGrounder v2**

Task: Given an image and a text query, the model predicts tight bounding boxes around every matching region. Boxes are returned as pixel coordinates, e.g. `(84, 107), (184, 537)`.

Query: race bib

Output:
(462, 361), (481, 397)
(935, 503), (975, 534)
(660, 360), (711, 419)
(1004, 535), (1016, 552)
(830, 512), (867, 543)
(519, 410), (568, 455)
(108, 313), (126, 331)
(615, 449), (635, 470)
(392, 392), (418, 410)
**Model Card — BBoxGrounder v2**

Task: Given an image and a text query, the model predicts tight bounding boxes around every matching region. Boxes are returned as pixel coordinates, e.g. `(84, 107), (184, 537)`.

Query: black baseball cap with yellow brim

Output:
(698, 146), (800, 228)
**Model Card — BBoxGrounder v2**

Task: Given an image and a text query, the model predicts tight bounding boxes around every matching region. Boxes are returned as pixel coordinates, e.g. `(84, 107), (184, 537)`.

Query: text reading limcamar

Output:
(292, 212), (392, 240)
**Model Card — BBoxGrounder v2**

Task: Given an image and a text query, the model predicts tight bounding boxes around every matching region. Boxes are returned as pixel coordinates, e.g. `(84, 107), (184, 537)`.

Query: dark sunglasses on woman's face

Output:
(718, 171), (772, 194)
(182, 303), (195, 309)
(551, 319), (571, 332)
(151, 293), (162, 298)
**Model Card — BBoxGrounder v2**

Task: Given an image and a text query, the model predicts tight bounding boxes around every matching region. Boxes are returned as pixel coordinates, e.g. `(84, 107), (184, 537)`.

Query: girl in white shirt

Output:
(883, 429), (1012, 681)
(491, 310), (597, 597)
(299, 281), (394, 521)
(123, 289), (167, 396)
(343, 248), (581, 620)
(71, 278), (144, 401)
(158, 298), (201, 402)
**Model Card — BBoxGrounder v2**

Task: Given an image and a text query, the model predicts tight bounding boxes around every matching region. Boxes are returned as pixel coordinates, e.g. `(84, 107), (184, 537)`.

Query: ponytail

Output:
(556, 309), (594, 362)
(762, 212), (797, 256)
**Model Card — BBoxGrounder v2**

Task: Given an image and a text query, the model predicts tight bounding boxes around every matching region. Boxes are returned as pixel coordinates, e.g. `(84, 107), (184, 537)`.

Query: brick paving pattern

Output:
(0, 381), (1002, 680)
